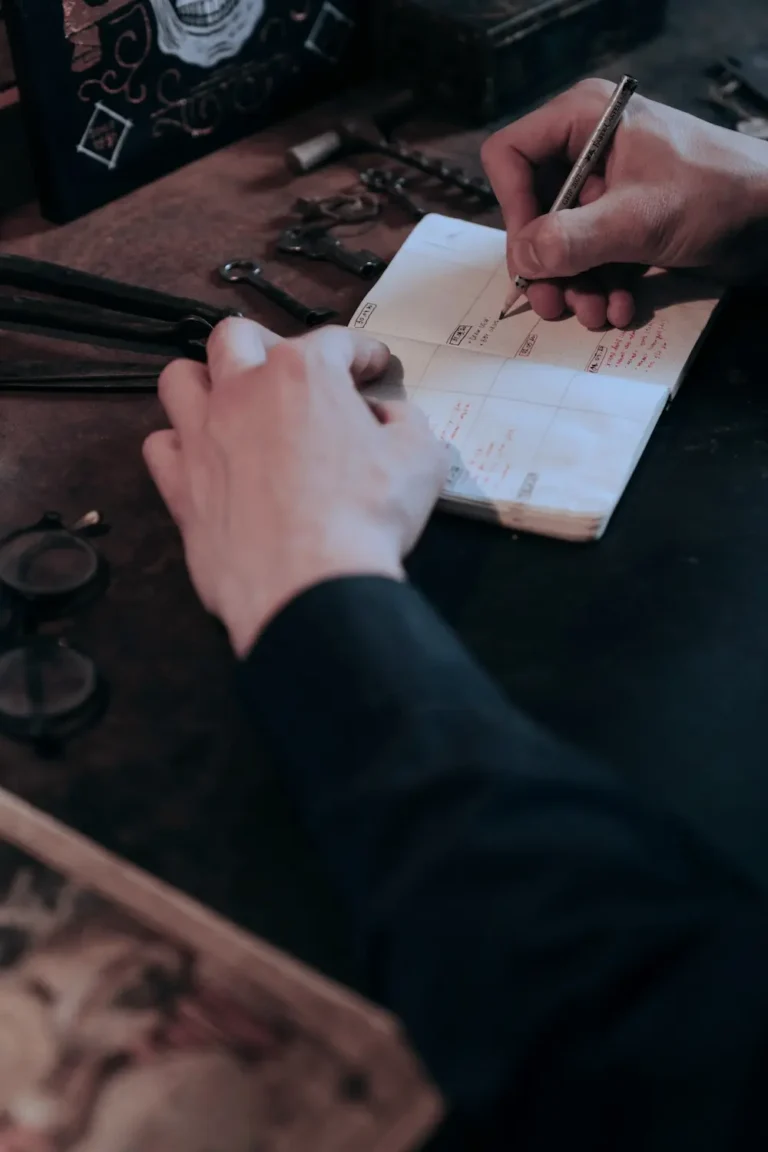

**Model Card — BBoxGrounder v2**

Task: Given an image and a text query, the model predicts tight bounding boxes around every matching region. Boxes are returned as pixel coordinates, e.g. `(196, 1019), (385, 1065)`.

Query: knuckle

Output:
(538, 215), (572, 270)
(268, 339), (308, 373)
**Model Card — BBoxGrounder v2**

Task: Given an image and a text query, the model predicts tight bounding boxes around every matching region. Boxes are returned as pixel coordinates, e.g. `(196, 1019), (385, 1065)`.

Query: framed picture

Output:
(5, 0), (365, 221)
(0, 786), (441, 1150)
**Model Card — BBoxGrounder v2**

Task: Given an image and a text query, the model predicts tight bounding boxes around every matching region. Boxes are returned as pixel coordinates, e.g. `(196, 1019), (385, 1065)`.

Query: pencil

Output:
(499, 75), (639, 320)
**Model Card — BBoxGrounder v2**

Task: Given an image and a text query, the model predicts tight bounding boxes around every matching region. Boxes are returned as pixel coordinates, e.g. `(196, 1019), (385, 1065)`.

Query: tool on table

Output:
(0, 510), (109, 750)
(500, 74), (639, 320)
(293, 192), (381, 226)
(277, 226), (388, 280)
(360, 168), (426, 220)
(285, 88), (416, 174)
(287, 121), (495, 206)
(0, 361), (165, 390)
(0, 255), (238, 369)
(219, 260), (338, 327)
(707, 74), (768, 138)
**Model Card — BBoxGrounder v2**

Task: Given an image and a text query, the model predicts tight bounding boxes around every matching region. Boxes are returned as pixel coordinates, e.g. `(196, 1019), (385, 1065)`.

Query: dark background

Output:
(1, 0), (768, 990)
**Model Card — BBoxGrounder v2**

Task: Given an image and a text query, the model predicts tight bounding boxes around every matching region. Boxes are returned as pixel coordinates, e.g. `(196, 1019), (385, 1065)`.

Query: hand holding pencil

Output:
(481, 78), (768, 330)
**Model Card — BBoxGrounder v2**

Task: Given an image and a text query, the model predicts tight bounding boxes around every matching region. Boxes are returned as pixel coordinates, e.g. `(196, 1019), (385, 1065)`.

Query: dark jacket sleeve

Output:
(241, 576), (768, 1152)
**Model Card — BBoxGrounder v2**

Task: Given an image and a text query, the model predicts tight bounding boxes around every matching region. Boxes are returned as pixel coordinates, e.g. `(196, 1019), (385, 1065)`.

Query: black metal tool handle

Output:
(0, 254), (234, 328)
(322, 239), (387, 279)
(219, 261), (338, 327)
(0, 296), (211, 361)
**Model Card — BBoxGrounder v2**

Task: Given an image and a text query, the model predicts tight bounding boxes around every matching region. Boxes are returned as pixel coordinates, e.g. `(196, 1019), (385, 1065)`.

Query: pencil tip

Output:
(498, 310), (506, 321)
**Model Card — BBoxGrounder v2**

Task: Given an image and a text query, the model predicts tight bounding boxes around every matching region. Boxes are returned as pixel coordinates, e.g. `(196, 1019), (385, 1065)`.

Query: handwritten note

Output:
(353, 216), (722, 541)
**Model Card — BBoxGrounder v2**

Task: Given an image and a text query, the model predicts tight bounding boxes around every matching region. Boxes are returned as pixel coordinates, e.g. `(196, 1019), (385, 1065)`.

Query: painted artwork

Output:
(0, 791), (440, 1151)
(4, 0), (363, 220)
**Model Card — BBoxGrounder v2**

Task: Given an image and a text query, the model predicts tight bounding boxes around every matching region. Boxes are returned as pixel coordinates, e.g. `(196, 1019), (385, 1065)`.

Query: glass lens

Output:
(0, 531), (98, 597)
(0, 645), (97, 721)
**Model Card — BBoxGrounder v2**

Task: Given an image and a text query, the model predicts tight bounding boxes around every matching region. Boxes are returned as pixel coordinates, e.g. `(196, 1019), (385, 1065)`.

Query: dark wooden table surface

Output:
(2, 0), (768, 986)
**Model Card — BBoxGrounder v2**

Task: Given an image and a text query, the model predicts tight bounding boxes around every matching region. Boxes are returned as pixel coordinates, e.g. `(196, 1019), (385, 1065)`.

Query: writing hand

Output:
(482, 79), (768, 328)
(143, 319), (447, 656)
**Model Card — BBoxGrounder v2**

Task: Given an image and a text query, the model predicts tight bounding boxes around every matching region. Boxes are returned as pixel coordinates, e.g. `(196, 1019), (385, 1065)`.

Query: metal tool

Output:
(0, 254), (238, 365)
(219, 260), (338, 327)
(285, 88), (416, 174)
(293, 192), (381, 226)
(360, 168), (426, 220)
(0, 361), (165, 391)
(277, 226), (387, 280)
(287, 121), (496, 205)
(707, 77), (768, 138)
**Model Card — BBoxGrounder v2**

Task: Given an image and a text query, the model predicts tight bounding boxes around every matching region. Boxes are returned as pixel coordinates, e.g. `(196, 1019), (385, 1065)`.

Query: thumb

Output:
(510, 191), (656, 279)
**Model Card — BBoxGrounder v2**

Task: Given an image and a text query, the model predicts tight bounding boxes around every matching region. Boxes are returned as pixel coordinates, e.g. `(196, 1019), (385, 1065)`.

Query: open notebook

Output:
(350, 215), (722, 541)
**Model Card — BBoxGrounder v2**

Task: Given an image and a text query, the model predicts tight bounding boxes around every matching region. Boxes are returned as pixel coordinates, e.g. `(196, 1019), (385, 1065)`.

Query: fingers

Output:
(143, 430), (186, 525)
(482, 78), (615, 237)
(600, 265), (639, 329)
(299, 327), (391, 385)
(206, 316), (271, 386)
(206, 318), (390, 395)
(378, 397), (443, 457)
(157, 359), (210, 440)
(563, 275), (607, 330)
(527, 281), (567, 322)
(381, 401), (449, 508)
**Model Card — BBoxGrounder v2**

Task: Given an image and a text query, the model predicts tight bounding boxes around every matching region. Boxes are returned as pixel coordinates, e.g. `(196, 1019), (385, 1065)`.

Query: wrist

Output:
(224, 553), (405, 658)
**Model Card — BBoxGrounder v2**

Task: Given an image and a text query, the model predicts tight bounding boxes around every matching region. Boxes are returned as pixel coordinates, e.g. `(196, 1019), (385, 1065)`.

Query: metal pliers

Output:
(0, 254), (238, 366)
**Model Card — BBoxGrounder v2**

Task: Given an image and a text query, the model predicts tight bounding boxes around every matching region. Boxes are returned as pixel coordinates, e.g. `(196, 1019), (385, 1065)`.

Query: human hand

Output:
(143, 319), (446, 657)
(482, 79), (768, 329)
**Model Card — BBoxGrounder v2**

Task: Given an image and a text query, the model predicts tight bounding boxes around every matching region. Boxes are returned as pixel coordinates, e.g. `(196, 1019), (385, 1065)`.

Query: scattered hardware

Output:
(360, 168), (426, 220)
(277, 226), (388, 280)
(286, 119), (495, 205)
(293, 192), (381, 226)
(219, 260), (338, 327)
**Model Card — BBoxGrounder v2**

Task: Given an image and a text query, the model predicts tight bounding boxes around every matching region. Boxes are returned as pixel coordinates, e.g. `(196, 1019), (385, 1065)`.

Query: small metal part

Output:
(277, 227), (387, 280)
(360, 168), (426, 220)
(737, 117), (768, 138)
(219, 260), (338, 327)
(708, 77), (768, 136)
(293, 192), (381, 225)
(71, 511), (103, 532)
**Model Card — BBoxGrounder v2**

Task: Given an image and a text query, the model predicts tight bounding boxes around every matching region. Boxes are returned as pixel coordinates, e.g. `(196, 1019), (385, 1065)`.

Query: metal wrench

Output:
(219, 260), (338, 327)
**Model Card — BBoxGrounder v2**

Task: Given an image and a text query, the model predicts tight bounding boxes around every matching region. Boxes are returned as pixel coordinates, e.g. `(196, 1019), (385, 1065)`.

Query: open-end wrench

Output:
(219, 260), (338, 327)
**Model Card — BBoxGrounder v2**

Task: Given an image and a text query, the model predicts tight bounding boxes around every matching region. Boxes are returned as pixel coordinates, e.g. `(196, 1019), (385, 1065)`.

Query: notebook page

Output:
(351, 214), (721, 393)
(351, 214), (720, 539)
(369, 335), (668, 538)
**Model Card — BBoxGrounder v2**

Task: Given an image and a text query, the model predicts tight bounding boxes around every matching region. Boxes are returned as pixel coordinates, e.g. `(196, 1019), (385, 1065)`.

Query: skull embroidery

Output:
(146, 0), (266, 68)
